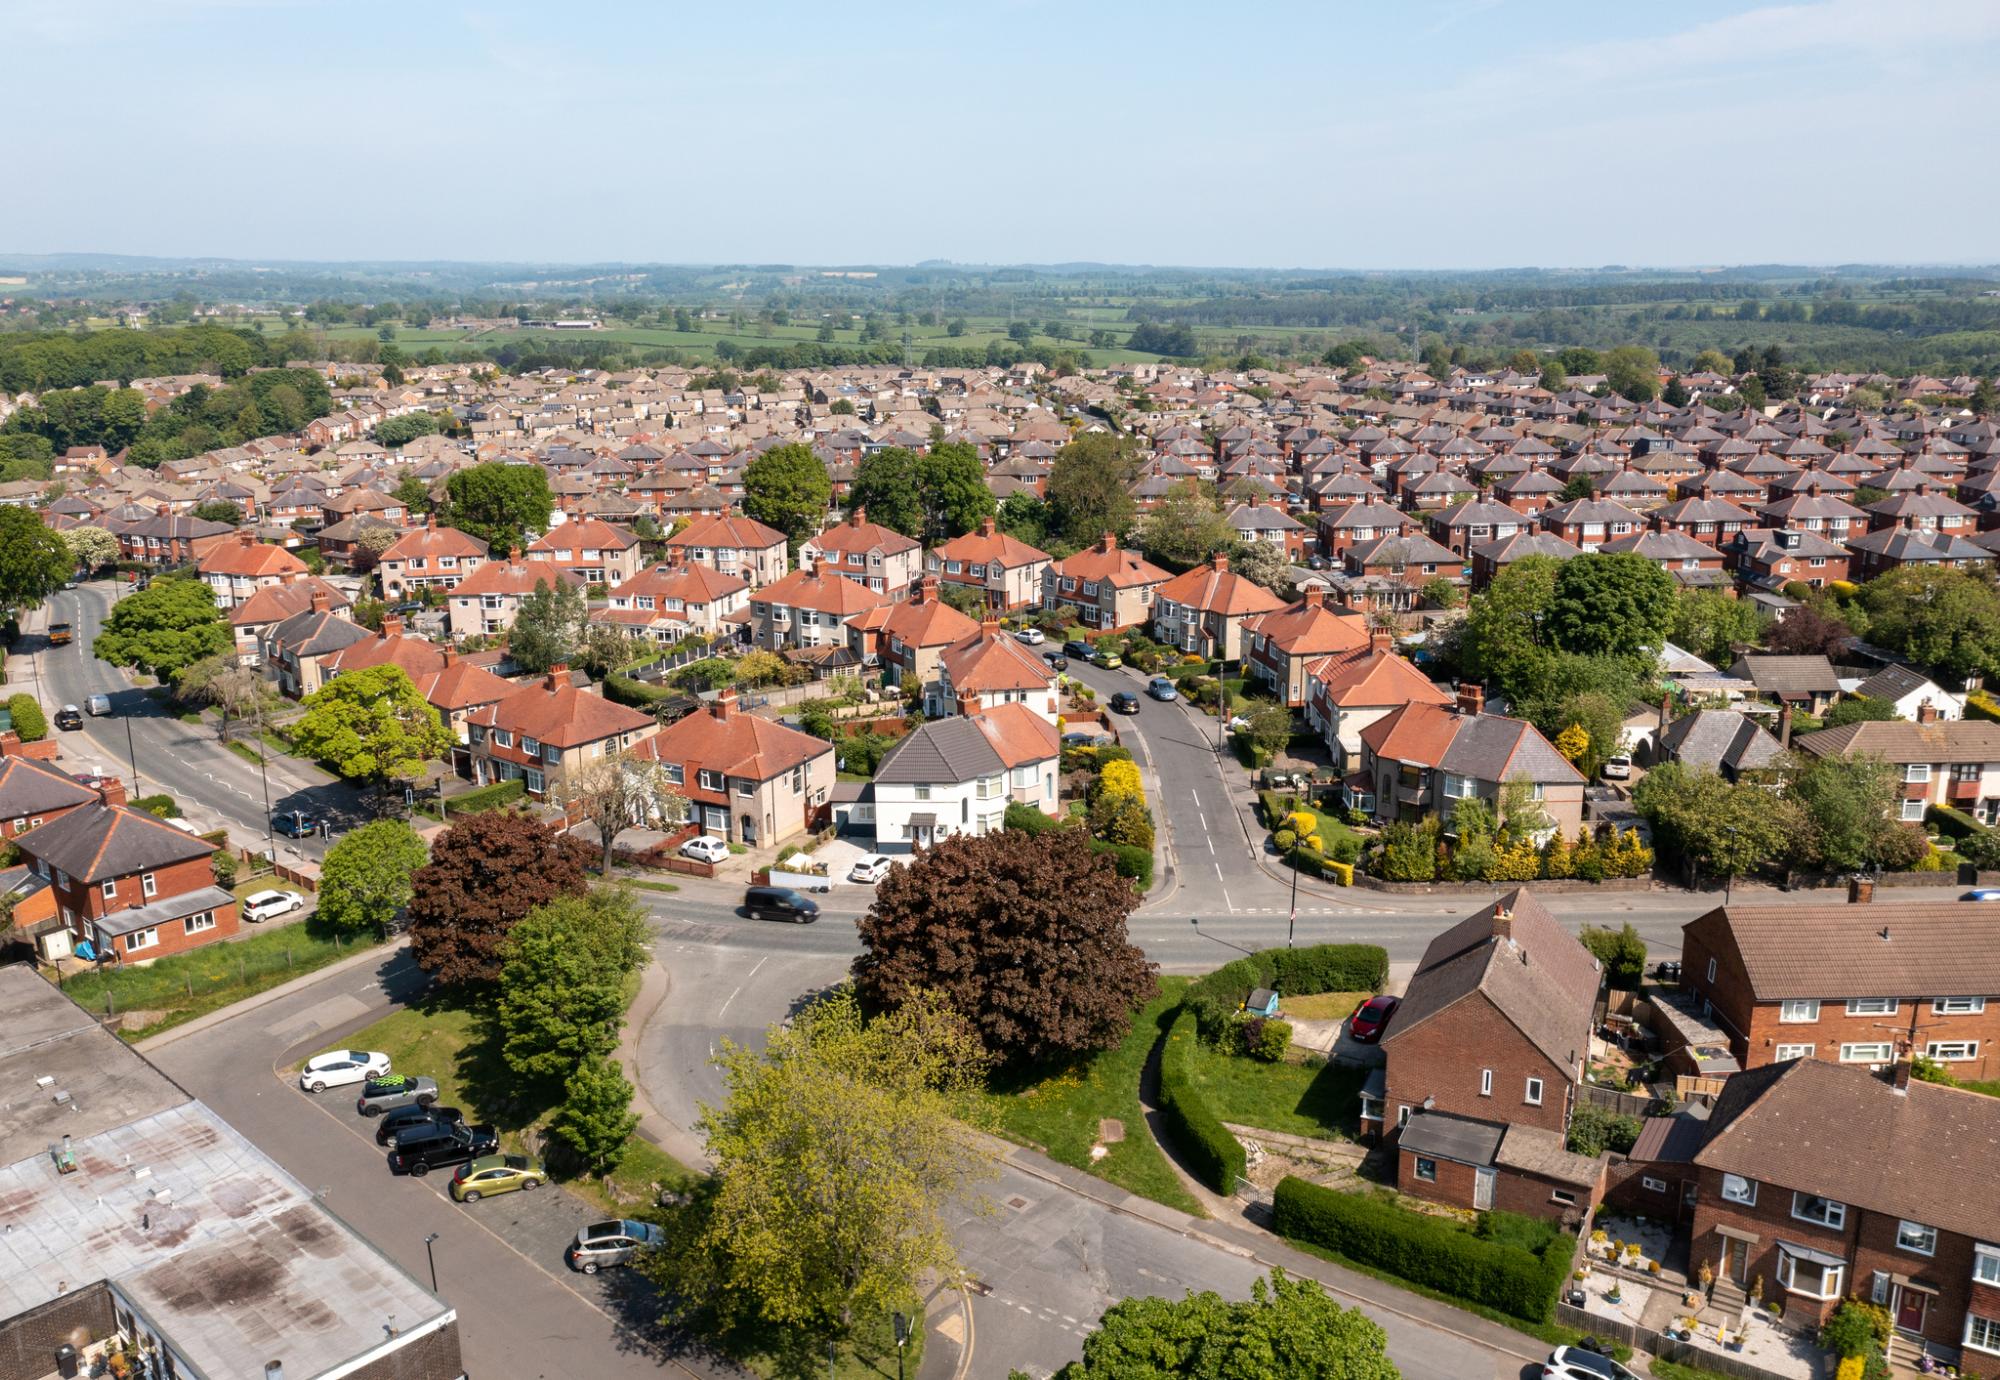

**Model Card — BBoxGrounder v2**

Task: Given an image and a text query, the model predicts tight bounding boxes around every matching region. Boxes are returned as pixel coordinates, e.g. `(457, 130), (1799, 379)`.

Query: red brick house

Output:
(1242, 587), (1370, 707)
(1373, 891), (1606, 1220)
(13, 779), (238, 961)
(1679, 899), (2000, 1083)
(631, 689), (833, 846)
(464, 667), (657, 799)
(1687, 1057), (2000, 1365)
(0, 736), (98, 839)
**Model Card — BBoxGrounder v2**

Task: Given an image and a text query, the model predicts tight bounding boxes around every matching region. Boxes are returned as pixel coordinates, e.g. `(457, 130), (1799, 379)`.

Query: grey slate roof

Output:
(1657, 709), (1783, 775)
(1728, 654), (1839, 695)
(266, 609), (371, 659)
(873, 716), (1005, 786)
(1852, 663), (1938, 703)
(1693, 900), (2000, 999)
(1494, 1123), (1604, 1187)
(1399, 1109), (1506, 1167)
(0, 755), (100, 819)
(1437, 714), (1584, 786)
(15, 802), (216, 883)
(1795, 719), (2000, 765)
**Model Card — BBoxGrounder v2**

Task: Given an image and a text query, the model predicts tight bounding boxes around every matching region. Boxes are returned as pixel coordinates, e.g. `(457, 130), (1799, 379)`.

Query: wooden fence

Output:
(1552, 1303), (1800, 1380)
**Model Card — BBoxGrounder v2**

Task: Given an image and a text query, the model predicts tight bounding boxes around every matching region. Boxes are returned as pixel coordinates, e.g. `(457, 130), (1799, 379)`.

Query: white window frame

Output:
(1934, 997), (1987, 1015)
(1479, 1068), (1493, 1097)
(1925, 1040), (1979, 1062)
(141, 872), (157, 899)
(525, 768), (545, 795)
(1777, 1249), (1844, 1301)
(1397, 1105), (1411, 1129)
(1841, 1042), (1895, 1064)
(1975, 1245), (2000, 1287)
(126, 927), (158, 952)
(1642, 1176), (1668, 1193)
(1524, 1077), (1544, 1106)
(1845, 997), (1897, 1016)
(698, 769), (723, 792)
(1901, 798), (1927, 822)
(1551, 1190), (1577, 1206)
(1897, 1220), (1937, 1257)
(1905, 763), (1931, 784)
(1779, 999), (1821, 1023)
(1791, 1192), (1847, 1230)
(184, 911), (216, 936)
(101, 879), (117, 900)
(1968, 1314), (2000, 1358)
(1413, 1155), (1437, 1183)
(1775, 1043), (1815, 1060)
(1721, 1174), (1757, 1206)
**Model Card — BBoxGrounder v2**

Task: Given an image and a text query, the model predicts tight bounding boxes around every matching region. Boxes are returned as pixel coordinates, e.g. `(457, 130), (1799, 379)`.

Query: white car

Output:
(1542, 1347), (1641, 1380)
(300, 1049), (391, 1093)
(1013, 627), (1046, 645)
(680, 835), (730, 864)
(1601, 756), (1633, 780)
(850, 854), (895, 884)
(242, 888), (304, 923)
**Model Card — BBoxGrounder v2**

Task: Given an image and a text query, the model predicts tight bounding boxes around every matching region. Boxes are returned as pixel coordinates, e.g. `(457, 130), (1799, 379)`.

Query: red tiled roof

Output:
(467, 673), (654, 749)
(1155, 560), (1287, 617)
(930, 518), (1049, 568)
(635, 693), (831, 782)
(197, 533), (308, 579)
(942, 628), (1055, 693)
(753, 568), (886, 617)
(380, 519), (488, 561)
(449, 558), (580, 597)
(663, 513), (786, 550)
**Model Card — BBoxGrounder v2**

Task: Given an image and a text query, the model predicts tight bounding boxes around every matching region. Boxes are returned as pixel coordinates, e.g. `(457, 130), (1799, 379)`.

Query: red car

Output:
(1348, 995), (1400, 1043)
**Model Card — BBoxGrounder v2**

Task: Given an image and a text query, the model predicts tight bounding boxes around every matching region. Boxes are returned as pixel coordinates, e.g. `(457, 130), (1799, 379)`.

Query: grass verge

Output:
(57, 922), (383, 1040)
(224, 738), (264, 765)
(1650, 1361), (1742, 1380)
(982, 976), (1201, 1215)
(620, 877), (681, 895)
(1280, 991), (1368, 1022)
(1182, 1040), (1363, 1140)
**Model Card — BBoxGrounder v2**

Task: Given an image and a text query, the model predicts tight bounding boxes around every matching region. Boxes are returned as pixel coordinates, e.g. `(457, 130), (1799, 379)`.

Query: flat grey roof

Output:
(94, 884), (235, 938)
(1399, 1110), (1505, 1167)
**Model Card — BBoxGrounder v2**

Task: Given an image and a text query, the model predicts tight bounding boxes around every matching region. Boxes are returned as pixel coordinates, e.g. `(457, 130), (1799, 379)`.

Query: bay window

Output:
(1777, 1245), (1844, 1300)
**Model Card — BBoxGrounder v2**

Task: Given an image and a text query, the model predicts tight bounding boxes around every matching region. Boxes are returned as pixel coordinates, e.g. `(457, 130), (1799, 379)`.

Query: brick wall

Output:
(343, 1317), (465, 1380)
(59, 855), (216, 924)
(1383, 989), (1572, 1135)
(0, 1283), (115, 1380)
(1492, 1163), (1602, 1221)
(1399, 1144), (1481, 1209)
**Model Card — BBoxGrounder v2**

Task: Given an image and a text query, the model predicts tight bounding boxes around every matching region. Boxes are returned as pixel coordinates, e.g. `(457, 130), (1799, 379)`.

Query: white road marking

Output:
(717, 984), (744, 1018)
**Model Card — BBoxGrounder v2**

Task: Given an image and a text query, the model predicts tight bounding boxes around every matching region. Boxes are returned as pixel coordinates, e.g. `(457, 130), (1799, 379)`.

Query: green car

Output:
(449, 1153), (545, 1202)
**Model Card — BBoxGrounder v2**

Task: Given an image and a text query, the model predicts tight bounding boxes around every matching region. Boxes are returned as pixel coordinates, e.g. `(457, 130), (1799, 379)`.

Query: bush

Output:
(130, 793), (181, 818)
(1329, 834), (1361, 865)
(1270, 943), (1389, 996)
(212, 851), (239, 888)
(1159, 1006), (1245, 1192)
(6, 694), (46, 742)
(1274, 828), (1298, 851)
(1565, 1104), (1642, 1157)
(1271, 1177), (1569, 1322)
(1579, 923), (1647, 990)
(1926, 803), (1987, 840)
(1967, 691), (2000, 724)
(1094, 839), (1153, 889)
(446, 777), (527, 814)
(1003, 801), (1061, 834)
(1820, 1299), (1893, 1359)
(1375, 818), (1440, 882)
(1252, 1018), (1292, 1062)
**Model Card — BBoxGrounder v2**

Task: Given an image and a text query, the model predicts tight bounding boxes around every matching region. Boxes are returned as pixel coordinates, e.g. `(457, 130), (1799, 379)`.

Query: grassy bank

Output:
(1182, 1038), (1365, 1141)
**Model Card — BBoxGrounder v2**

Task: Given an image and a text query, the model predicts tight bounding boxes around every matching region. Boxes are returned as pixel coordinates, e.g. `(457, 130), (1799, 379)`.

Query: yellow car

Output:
(449, 1153), (545, 1202)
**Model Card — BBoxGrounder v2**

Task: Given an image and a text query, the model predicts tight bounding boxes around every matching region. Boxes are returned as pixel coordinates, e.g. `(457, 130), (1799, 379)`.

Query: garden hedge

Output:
(1927, 803), (1987, 840)
(1188, 944), (1390, 1011)
(1966, 691), (2000, 724)
(6, 694), (46, 742)
(1094, 839), (1154, 889)
(1158, 1006), (1244, 1193)
(130, 793), (181, 818)
(1271, 1177), (1570, 1323)
(445, 778), (526, 815)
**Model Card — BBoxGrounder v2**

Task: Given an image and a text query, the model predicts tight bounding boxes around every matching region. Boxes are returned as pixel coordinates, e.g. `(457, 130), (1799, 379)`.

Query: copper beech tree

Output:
(407, 808), (594, 984)
(852, 827), (1158, 1066)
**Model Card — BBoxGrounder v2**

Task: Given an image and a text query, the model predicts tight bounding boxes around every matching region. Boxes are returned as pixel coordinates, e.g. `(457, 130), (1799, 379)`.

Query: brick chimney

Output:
(916, 574), (940, 602)
(1210, 552), (1230, 572)
(1456, 682), (1484, 716)
(979, 516), (997, 537)
(380, 615), (403, 638)
(956, 689), (979, 716)
(850, 506), (866, 528)
(1659, 691), (1671, 734)
(544, 662), (569, 691)
(1778, 701), (1793, 748)
(1302, 586), (1324, 610)
(1099, 531), (1117, 554)
(236, 528), (256, 548)
(279, 570), (296, 586)
(1849, 874), (1876, 905)
(0, 730), (19, 758)
(425, 514), (437, 530)
(1491, 902), (1513, 943)
(309, 586), (330, 613)
(710, 687), (738, 721)
(98, 778), (128, 809)
(439, 646), (457, 667)
(1916, 698), (1938, 725)
(1890, 1057), (1914, 1093)
(1369, 629), (1395, 655)
(980, 617), (1000, 637)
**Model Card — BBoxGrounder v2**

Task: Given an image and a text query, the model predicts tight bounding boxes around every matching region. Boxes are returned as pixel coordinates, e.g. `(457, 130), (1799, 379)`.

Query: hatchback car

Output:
(1014, 626), (1045, 645)
(1542, 1346), (1641, 1380)
(1600, 756), (1632, 780)
(566, 1219), (667, 1274)
(242, 888), (304, 923)
(850, 854), (894, 884)
(356, 1074), (439, 1117)
(1146, 677), (1178, 702)
(451, 1153), (546, 1202)
(680, 835), (730, 864)
(1348, 995), (1401, 1044)
(272, 809), (318, 838)
(1109, 692), (1141, 714)
(1063, 639), (1094, 661)
(374, 1104), (463, 1147)
(300, 1049), (391, 1093)
(744, 885), (819, 923)
(54, 704), (83, 731)
(1092, 648), (1124, 669)
(386, 1120), (499, 1176)
(1045, 653), (1069, 671)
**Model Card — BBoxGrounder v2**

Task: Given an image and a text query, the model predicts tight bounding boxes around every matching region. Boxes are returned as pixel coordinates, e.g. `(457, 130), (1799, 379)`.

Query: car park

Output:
(356, 1074), (439, 1117)
(1542, 1346), (1641, 1380)
(1146, 677), (1178, 701)
(743, 885), (819, 923)
(850, 853), (895, 883)
(386, 1119), (498, 1176)
(680, 835), (730, 864)
(300, 1049), (391, 1093)
(1109, 692), (1141, 714)
(566, 1219), (666, 1273)
(374, 1104), (463, 1147)
(86, 694), (113, 717)
(242, 888), (304, 923)
(1348, 995), (1400, 1043)
(273, 810), (318, 838)
(1014, 626), (1045, 645)
(450, 1153), (546, 1202)
(54, 705), (83, 731)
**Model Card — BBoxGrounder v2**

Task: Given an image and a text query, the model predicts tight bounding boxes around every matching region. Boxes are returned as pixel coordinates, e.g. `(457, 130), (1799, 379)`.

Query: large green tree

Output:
(1668, 587), (1766, 665)
(406, 808), (595, 984)
(1045, 432), (1144, 547)
(1134, 479), (1235, 569)
(508, 578), (587, 674)
(92, 574), (230, 679)
(1051, 1272), (1398, 1380)
(0, 507), (75, 617)
(1789, 750), (1904, 873)
(548, 1052), (640, 1176)
(1632, 762), (1791, 884)
(60, 525), (118, 573)
(497, 888), (650, 1077)
(1458, 555), (1558, 689)
(843, 443), (994, 544)
(1603, 344), (1663, 402)
(316, 819), (429, 934)
(1855, 567), (2000, 686)
(743, 442), (832, 553)
(442, 462), (552, 554)
(853, 827), (1158, 1065)
(1546, 552), (1677, 659)
(290, 664), (455, 786)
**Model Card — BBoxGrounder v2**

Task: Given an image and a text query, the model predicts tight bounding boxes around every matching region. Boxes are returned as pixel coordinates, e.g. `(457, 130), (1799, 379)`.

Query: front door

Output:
(1724, 1237), (1749, 1286)
(1473, 1167), (1495, 1211)
(1896, 1288), (1928, 1334)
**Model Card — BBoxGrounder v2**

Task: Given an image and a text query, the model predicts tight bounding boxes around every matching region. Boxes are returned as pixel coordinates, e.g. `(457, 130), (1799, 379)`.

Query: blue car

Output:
(1964, 889), (2000, 902)
(1146, 676), (1178, 701)
(273, 810), (318, 838)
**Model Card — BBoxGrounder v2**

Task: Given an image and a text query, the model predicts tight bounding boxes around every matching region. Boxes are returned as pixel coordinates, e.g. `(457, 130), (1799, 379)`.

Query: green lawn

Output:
(1959, 1078), (2000, 1098)
(1182, 1040), (1364, 1141)
(983, 977), (1202, 1215)
(620, 877), (680, 896)
(224, 738), (264, 765)
(1279, 992), (1368, 1023)
(59, 922), (382, 1039)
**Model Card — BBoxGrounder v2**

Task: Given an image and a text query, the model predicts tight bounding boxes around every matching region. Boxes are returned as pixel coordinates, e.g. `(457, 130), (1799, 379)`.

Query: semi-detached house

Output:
(925, 517), (1050, 613)
(1795, 718), (2000, 826)
(464, 666), (656, 799)
(800, 506), (922, 599)
(631, 689), (832, 847)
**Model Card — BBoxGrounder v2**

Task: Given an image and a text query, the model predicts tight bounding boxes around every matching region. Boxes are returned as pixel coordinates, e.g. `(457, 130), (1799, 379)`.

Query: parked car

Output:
(374, 1104), (463, 1147)
(85, 694), (113, 717)
(272, 809), (318, 838)
(1600, 756), (1632, 780)
(1145, 677), (1178, 702)
(300, 1049), (391, 1093)
(1045, 653), (1069, 671)
(1964, 889), (2000, 902)
(1091, 648), (1123, 669)
(1347, 995), (1400, 1043)
(386, 1119), (499, 1176)
(680, 835), (730, 864)
(242, 888), (304, 923)
(1014, 626), (1045, 645)
(450, 1153), (546, 1203)
(356, 1074), (439, 1117)
(850, 853), (894, 884)
(1063, 639), (1093, 660)
(566, 1219), (666, 1274)
(1061, 731), (1113, 748)
(744, 885), (819, 923)
(1109, 692), (1141, 714)
(1542, 1346), (1641, 1380)
(54, 704), (83, 731)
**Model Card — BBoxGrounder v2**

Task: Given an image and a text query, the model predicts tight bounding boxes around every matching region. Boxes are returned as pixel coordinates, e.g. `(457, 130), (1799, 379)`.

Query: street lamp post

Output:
(422, 1232), (439, 1293)
(1214, 655), (1229, 755)
(1287, 834), (1300, 949)
(892, 1312), (911, 1380)
(124, 716), (143, 797)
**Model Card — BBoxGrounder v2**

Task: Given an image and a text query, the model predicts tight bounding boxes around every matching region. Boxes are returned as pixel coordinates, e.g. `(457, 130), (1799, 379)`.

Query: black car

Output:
(54, 705), (84, 731)
(1045, 653), (1069, 671)
(386, 1120), (498, 1176)
(375, 1104), (464, 1147)
(1063, 639), (1094, 661)
(1109, 692), (1141, 714)
(272, 810), (318, 838)
(744, 885), (820, 923)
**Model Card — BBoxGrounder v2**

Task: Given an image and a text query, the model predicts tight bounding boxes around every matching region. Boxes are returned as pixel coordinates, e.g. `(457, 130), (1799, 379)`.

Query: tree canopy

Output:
(290, 664), (455, 786)
(441, 462), (552, 555)
(842, 442), (994, 544)
(508, 577), (586, 674)
(91, 574), (230, 679)
(1855, 566), (2000, 686)
(743, 442), (832, 553)
(853, 828), (1158, 1065)
(407, 809), (595, 984)
(0, 507), (77, 617)
(1045, 433), (1144, 548)
(1135, 480), (1236, 570)
(1545, 552), (1676, 660)
(316, 819), (429, 934)
(497, 887), (650, 1078)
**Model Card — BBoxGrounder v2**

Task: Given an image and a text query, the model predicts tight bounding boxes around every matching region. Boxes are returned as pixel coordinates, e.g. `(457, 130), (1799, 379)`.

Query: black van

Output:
(744, 886), (820, 924)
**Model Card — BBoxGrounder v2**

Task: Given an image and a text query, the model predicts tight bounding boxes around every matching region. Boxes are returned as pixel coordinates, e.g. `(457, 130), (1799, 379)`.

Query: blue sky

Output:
(9, 0), (1997, 268)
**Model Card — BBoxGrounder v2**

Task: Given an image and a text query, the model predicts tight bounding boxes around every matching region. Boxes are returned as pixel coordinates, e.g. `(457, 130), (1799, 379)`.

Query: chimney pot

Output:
(1492, 903), (1513, 942)
(1849, 875), (1876, 905)
(1302, 586), (1325, 610)
(1211, 552), (1229, 572)
(380, 615), (403, 639)
(309, 586), (330, 613)
(711, 687), (738, 720)
(1456, 682), (1485, 716)
(545, 663), (569, 690)
(97, 778), (128, 809)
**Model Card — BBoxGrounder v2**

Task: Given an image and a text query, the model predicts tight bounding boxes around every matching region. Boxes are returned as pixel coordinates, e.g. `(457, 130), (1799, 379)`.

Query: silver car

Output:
(566, 1219), (665, 1274)
(355, 1074), (439, 1117)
